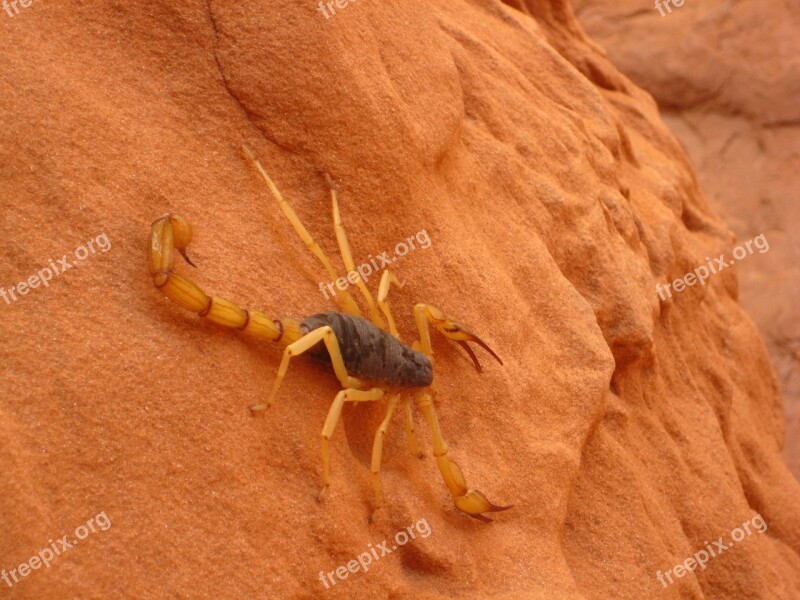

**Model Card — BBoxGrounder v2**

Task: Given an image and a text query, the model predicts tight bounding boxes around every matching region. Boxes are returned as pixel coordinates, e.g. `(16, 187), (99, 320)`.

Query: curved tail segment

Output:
(148, 213), (302, 344)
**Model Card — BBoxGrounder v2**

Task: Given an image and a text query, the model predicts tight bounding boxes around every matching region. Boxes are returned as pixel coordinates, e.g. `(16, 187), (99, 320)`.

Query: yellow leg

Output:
(319, 387), (385, 501)
(377, 270), (405, 339)
(251, 325), (364, 413)
(328, 176), (385, 328)
(148, 213), (303, 344)
(413, 303), (503, 372)
(370, 394), (399, 519)
(416, 392), (511, 522)
(241, 145), (362, 317)
(402, 396), (424, 459)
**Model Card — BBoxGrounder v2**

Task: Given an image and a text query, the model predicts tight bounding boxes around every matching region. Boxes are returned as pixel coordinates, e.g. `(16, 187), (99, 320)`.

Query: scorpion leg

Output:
(377, 270), (405, 339)
(319, 387), (385, 501)
(149, 213), (304, 343)
(328, 176), (385, 328)
(413, 303), (502, 373)
(369, 394), (400, 520)
(252, 325), (364, 413)
(241, 145), (363, 317)
(417, 391), (512, 522)
(401, 396), (424, 459)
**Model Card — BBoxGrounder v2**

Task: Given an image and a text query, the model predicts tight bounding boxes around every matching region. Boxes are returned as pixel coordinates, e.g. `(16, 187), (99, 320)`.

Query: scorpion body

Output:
(301, 311), (433, 388)
(147, 145), (510, 522)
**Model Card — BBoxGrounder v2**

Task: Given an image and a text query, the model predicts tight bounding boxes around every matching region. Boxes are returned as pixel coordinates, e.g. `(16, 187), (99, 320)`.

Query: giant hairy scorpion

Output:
(147, 146), (511, 522)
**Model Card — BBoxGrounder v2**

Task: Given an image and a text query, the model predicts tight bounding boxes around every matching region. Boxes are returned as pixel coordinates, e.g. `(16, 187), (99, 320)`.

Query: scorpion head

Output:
(398, 348), (434, 388)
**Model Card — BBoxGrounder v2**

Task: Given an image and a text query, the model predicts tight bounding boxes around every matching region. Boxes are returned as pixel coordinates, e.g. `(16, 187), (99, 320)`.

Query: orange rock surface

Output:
(574, 0), (800, 479)
(1, 1), (798, 598)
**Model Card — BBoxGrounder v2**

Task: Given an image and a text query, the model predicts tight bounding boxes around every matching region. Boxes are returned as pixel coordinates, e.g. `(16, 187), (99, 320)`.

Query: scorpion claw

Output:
(434, 454), (511, 523)
(250, 403), (268, 414)
(455, 489), (513, 522)
(177, 248), (197, 267)
(441, 325), (503, 372)
(456, 340), (483, 373)
(417, 305), (502, 372)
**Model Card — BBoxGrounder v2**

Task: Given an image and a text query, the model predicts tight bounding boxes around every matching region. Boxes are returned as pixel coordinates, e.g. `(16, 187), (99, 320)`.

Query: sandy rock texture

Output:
(573, 0), (800, 478)
(1, 1), (798, 598)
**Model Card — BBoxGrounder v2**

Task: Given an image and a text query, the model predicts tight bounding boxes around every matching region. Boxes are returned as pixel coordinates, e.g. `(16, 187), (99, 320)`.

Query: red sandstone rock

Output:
(574, 0), (800, 489)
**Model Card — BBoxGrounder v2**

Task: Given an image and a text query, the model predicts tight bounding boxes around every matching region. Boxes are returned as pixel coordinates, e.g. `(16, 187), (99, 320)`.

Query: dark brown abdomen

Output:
(300, 312), (433, 387)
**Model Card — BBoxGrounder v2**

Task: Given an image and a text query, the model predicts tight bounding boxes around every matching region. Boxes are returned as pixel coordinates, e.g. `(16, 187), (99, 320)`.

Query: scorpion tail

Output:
(148, 213), (303, 346)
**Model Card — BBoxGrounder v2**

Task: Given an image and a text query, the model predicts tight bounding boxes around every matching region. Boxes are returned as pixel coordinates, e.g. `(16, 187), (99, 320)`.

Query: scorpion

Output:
(147, 145), (511, 523)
